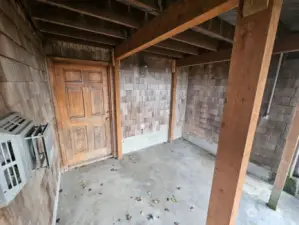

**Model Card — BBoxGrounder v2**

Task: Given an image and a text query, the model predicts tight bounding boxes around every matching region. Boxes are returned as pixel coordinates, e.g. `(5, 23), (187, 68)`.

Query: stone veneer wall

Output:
(120, 54), (188, 153)
(0, 0), (60, 224)
(183, 56), (299, 175)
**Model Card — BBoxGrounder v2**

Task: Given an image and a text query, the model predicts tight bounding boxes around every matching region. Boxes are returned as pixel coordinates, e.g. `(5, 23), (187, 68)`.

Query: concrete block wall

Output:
(0, 0), (60, 224)
(183, 56), (299, 175)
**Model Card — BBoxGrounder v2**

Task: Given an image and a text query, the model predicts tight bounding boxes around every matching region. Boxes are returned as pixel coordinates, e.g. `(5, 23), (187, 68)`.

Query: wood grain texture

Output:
(168, 60), (177, 142)
(37, 0), (221, 50)
(120, 0), (235, 42)
(33, 11), (126, 39)
(115, 0), (238, 59)
(206, 0), (282, 224)
(52, 61), (112, 168)
(268, 105), (299, 210)
(177, 33), (299, 67)
(243, 0), (269, 17)
(113, 60), (123, 159)
(38, 22), (119, 46)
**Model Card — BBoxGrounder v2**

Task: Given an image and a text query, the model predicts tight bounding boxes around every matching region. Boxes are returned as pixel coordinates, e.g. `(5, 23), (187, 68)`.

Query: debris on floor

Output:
(147, 214), (154, 220)
(135, 196), (142, 201)
(170, 195), (177, 203)
(152, 199), (160, 204)
(125, 214), (132, 221)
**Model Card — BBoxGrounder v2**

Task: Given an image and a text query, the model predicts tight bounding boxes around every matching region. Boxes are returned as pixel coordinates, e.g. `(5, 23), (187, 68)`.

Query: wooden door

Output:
(52, 61), (113, 168)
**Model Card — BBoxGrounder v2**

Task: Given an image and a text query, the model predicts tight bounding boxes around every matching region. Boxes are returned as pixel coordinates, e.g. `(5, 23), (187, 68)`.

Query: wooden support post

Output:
(206, 0), (282, 224)
(168, 60), (177, 142)
(113, 52), (123, 159)
(268, 105), (299, 210)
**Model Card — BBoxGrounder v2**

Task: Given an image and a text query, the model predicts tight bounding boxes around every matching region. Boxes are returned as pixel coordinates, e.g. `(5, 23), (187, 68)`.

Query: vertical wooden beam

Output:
(168, 60), (177, 142)
(112, 51), (123, 159)
(268, 105), (299, 210)
(206, 0), (282, 225)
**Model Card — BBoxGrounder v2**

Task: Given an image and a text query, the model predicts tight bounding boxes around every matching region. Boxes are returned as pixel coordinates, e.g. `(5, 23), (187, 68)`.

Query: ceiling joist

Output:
(118, 0), (235, 43)
(33, 12), (201, 55)
(114, 0), (238, 60)
(37, 22), (120, 46)
(33, 11), (127, 39)
(177, 33), (299, 67)
(36, 0), (221, 51)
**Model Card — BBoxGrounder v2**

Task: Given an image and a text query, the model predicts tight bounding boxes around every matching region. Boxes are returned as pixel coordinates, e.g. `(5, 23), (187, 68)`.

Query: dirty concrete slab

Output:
(56, 139), (299, 225)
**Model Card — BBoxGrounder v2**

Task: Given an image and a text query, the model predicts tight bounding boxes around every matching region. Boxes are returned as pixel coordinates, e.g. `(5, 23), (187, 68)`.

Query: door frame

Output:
(47, 57), (116, 170)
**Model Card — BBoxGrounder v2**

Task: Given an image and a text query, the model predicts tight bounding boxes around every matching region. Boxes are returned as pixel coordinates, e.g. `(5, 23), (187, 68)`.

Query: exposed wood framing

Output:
(206, 0), (282, 224)
(156, 39), (199, 55)
(268, 105), (299, 210)
(37, 0), (219, 51)
(34, 13), (200, 55)
(37, 0), (140, 28)
(168, 60), (177, 142)
(177, 33), (299, 67)
(38, 22), (119, 46)
(33, 12), (126, 39)
(113, 56), (123, 159)
(144, 47), (184, 58)
(243, 0), (269, 17)
(114, 0), (238, 60)
(173, 30), (219, 51)
(116, 0), (160, 15)
(192, 17), (235, 43)
(119, 0), (235, 43)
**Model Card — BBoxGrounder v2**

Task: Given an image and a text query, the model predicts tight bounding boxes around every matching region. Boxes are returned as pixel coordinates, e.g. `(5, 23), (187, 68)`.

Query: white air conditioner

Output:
(0, 113), (54, 208)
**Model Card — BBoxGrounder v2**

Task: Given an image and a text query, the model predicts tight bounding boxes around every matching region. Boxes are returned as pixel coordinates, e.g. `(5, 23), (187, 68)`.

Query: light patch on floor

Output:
(56, 139), (299, 225)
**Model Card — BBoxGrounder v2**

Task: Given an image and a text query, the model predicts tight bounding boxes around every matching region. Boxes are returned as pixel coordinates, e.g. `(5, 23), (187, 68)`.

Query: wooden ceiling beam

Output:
(177, 33), (299, 67)
(43, 33), (183, 59)
(33, 11), (198, 55)
(192, 17), (235, 43)
(116, 0), (160, 15)
(32, 11), (126, 39)
(156, 39), (199, 55)
(37, 0), (140, 28)
(118, 0), (235, 43)
(37, 0), (220, 50)
(115, 0), (238, 60)
(37, 22), (120, 46)
(173, 30), (218, 51)
(144, 47), (184, 58)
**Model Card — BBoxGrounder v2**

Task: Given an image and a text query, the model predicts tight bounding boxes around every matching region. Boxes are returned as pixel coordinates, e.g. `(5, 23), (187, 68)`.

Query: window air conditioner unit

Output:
(0, 113), (54, 208)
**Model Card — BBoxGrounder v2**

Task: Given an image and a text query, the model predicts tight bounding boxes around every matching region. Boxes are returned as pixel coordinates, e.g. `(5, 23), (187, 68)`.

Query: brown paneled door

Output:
(52, 61), (113, 168)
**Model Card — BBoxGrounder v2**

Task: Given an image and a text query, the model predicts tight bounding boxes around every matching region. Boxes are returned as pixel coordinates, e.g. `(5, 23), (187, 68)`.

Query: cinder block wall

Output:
(120, 54), (188, 153)
(0, 0), (59, 224)
(183, 56), (299, 175)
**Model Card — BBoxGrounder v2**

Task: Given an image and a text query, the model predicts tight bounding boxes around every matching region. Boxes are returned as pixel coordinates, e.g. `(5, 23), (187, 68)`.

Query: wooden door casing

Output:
(52, 62), (113, 168)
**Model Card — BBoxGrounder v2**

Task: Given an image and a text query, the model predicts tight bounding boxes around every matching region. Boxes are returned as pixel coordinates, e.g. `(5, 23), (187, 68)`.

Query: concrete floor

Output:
(56, 139), (299, 225)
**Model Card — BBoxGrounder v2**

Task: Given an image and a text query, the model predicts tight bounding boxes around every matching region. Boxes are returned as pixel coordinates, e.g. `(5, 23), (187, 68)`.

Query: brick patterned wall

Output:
(184, 63), (228, 143)
(184, 56), (299, 173)
(0, 0), (59, 224)
(120, 54), (172, 138)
